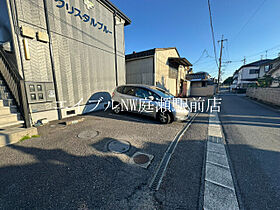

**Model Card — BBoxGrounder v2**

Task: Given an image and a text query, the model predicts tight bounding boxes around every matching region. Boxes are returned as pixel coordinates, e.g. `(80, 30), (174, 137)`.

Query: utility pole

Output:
(242, 56), (246, 65)
(217, 35), (227, 93)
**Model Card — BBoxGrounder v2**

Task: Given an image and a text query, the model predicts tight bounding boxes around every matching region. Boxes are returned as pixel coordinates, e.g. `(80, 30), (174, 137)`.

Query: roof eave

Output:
(100, 0), (131, 26)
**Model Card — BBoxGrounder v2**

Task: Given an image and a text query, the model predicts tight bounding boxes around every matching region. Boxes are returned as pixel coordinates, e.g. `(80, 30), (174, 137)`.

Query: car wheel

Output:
(113, 103), (122, 114)
(158, 111), (171, 124)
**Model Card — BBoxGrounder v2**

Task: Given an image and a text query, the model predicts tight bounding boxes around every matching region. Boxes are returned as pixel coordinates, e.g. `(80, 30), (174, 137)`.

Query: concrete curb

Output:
(203, 112), (239, 210)
(0, 127), (38, 147)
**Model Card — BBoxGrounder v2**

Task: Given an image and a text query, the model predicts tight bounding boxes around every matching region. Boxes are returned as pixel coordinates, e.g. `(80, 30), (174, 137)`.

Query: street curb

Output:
(203, 112), (240, 210)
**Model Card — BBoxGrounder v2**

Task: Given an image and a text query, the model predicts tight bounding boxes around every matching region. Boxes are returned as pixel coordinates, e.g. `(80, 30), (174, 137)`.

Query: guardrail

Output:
(0, 47), (31, 127)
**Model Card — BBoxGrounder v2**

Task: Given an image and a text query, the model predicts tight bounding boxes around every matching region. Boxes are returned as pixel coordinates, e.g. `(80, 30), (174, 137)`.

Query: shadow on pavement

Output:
(0, 138), (279, 209)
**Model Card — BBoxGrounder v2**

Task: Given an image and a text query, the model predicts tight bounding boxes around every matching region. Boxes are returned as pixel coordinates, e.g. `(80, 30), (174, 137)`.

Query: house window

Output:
(29, 85), (35, 92)
(30, 93), (36, 100)
(264, 65), (271, 72)
(37, 85), (43, 91)
(38, 93), (44, 100)
(249, 69), (259, 74)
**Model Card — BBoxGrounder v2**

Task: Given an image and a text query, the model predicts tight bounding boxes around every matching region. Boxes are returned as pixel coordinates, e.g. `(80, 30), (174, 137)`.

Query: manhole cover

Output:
(107, 140), (130, 153)
(133, 154), (150, 164)
(78, 130), (99, 139)
(130, 152), (154, 168)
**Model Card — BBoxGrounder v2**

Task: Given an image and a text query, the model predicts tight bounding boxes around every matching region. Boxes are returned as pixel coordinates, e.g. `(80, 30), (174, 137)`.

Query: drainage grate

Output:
(107, 140), (130, 153)
(149, 112), (199, 191)
(149, 154), (170, 190)
(77, 130), (99, 139)
(208, 136), (224, 144)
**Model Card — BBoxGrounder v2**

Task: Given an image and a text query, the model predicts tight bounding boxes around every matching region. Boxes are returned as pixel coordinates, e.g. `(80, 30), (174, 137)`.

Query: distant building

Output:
(125, 48), (192, 97)
(186, 72), (216, 96)
(267, 57), (280, 87)
(231, 59), (272, 90)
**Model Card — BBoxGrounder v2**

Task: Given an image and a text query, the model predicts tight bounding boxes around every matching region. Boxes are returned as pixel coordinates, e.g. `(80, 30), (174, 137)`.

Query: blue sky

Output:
(111, 0), (280, 80)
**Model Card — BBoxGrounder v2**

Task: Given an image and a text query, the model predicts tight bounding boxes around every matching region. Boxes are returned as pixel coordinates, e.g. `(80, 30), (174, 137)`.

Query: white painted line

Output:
(205, 179), (234, 191)
(203, 112), (240, 209)
(206, 160), (229, 169)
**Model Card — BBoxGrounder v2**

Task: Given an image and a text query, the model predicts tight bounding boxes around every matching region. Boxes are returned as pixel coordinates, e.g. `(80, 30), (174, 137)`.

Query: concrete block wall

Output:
(190, 85), (216, 97)
(246, 87), (280, 106)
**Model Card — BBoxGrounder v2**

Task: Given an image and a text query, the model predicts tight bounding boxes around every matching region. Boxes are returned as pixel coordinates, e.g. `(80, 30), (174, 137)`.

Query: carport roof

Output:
(168, 57), (192, 67)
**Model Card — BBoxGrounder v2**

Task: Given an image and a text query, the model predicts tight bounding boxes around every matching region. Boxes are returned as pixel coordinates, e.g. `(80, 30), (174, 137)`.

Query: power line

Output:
(193, 49), (207, 65)
(228, 43), (280, 63)
(232, 0), (268, 42)
(207, 0), (219, 68)
(193, 58), (217, 66)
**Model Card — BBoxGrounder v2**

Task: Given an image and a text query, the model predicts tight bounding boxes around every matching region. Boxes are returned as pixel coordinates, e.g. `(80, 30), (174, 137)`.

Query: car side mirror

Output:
(148, 96), (154, 101)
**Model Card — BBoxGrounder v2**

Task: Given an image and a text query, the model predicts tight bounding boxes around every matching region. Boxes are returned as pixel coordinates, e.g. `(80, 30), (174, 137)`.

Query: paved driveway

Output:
(0, 111), (190, 209)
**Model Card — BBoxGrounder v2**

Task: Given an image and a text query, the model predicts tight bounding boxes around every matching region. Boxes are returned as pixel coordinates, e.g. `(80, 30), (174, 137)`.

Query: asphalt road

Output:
(219, 94), (280, 210)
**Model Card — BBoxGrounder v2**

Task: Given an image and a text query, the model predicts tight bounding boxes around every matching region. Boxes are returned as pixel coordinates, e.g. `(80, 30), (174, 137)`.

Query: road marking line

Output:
(149, 112), (199, 191)
(203, 112), (240, 210)
(205, 179), (235, 191)
(206, 160), (229, 169)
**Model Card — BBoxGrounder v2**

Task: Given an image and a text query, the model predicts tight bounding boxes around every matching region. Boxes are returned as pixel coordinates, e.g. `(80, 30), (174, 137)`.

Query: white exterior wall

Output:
(237, 67), (260, 88)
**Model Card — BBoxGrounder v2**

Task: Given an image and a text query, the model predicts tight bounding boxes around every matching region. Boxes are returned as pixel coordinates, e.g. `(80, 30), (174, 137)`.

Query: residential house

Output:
(185, 72), (216, 96)
(267, 57), (280, 87)
(125, 48), (192, 97)
(230, 59), (272, 90)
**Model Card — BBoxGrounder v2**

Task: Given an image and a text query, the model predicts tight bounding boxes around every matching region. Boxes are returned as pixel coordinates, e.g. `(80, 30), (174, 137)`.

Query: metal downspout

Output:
(113, 12), (118, 86)
(43, 0), (62, 120)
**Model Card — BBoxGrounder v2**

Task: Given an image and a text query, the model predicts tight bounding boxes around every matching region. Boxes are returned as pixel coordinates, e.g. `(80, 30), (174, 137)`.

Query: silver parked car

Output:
(111, 84), (190, 124)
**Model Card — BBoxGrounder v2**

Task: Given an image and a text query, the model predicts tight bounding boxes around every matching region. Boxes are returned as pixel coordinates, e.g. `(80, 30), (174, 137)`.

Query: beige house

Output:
(186, 72), (216, 96)
(125, 48), (192, 96)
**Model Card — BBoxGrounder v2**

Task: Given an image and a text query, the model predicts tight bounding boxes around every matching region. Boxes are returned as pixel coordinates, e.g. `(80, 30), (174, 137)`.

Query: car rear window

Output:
(122, 86), (136, 96)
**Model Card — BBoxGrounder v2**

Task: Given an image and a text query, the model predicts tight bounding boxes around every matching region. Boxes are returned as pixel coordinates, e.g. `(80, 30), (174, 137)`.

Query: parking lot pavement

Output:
(0, 111), (192, 209)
